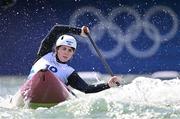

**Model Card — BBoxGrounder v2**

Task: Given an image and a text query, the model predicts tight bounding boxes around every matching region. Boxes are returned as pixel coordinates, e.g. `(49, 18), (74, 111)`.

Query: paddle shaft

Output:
(66, 86), (77, 98)
(86, 33), (114, 77)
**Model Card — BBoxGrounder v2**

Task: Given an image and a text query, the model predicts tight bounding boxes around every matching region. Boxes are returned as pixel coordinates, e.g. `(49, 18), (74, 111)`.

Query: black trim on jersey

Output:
(67, 71), (110, 93)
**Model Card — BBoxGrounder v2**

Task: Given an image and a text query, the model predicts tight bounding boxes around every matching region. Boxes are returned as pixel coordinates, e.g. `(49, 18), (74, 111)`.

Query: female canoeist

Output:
(11, 24), (121, 107)
(30, 24), (121, 92)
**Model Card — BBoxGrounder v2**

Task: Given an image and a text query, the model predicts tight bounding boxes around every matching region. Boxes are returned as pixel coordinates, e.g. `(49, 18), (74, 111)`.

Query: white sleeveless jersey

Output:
(28, 52), (75, 84)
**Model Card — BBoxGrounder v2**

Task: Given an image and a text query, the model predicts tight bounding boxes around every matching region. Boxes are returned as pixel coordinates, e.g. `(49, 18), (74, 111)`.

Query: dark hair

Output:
(56, 46), (75, 52)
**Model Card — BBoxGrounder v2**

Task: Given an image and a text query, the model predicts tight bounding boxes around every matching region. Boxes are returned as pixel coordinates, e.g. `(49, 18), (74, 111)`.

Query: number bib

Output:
(28, 53), (75, 84)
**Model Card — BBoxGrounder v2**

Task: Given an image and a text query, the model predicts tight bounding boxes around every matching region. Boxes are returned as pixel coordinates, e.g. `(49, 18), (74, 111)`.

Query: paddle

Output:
(66, 87), (77, 98)
(85, 32), (120, 86)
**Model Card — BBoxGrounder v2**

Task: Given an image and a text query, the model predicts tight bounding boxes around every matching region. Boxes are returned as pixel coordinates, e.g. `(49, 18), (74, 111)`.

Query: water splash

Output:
(0, 76), (180, 119)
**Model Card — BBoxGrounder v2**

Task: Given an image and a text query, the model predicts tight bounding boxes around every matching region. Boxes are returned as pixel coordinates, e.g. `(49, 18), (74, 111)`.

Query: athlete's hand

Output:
(108, 76), (121, 87)
(80, 26), (90, 37)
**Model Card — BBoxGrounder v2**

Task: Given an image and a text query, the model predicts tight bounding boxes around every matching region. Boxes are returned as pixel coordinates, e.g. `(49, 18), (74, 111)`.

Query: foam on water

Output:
(0, 76), (180, 119)
(118, 77), (180, 105)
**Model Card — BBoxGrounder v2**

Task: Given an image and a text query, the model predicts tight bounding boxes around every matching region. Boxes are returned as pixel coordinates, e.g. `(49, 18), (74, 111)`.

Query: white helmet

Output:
(56, 35), (77, 49)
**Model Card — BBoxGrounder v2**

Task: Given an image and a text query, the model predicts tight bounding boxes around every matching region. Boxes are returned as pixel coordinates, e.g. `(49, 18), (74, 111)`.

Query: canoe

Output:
(20, 69), (70, 109)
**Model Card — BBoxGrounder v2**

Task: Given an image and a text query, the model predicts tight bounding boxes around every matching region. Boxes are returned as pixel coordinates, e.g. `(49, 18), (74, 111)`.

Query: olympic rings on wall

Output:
(69, 6), (178, 58)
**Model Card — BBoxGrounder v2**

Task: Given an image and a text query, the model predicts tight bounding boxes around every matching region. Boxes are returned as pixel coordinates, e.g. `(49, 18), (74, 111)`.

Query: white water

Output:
(0, 76), (180, 119)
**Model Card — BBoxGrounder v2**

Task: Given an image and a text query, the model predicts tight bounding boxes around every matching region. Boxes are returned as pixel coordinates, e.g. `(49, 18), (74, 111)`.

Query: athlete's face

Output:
(57, 45), (75, 62)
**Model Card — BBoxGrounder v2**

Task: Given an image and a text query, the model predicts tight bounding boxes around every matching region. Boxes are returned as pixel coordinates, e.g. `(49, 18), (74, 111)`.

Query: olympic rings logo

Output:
(69, 6), (178, 58)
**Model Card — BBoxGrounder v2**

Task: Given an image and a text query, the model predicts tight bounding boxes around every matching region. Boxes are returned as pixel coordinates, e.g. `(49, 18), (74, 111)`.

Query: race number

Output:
(45, 64), (58, 73)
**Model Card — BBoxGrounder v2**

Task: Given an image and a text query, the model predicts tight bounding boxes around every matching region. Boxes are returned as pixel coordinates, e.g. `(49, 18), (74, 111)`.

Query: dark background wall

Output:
(0, 0), (180, 75)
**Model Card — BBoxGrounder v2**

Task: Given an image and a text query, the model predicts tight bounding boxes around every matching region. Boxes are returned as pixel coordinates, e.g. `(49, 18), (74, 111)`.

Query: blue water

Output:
(0, 76), (180, 119)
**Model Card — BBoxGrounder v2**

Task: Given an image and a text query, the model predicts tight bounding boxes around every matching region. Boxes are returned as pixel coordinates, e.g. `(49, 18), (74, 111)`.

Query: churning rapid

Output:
(0, 76), (180, 119)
